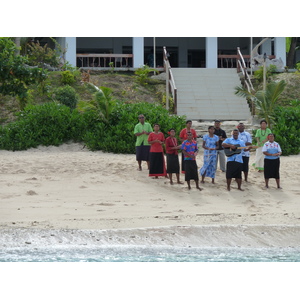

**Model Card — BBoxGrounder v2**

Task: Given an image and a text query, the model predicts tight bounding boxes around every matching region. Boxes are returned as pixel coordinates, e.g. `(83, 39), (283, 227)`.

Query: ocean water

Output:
(1, 245), (300, 262)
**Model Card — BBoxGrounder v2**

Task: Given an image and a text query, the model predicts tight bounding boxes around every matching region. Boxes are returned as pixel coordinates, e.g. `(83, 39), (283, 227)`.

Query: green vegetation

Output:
(1, 37), (299, 155)
(272, 100), (300, 156)
(0, 37), (47, 110)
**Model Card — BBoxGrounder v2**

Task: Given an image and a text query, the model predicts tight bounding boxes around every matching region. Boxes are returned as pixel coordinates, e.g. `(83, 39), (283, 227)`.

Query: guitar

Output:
(224, 144), (259, 157)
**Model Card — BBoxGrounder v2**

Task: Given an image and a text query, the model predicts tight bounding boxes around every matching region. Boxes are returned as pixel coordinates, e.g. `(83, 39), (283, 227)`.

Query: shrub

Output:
(0, 103), (84, 151)
(61, 70), (76, 85)
(54, 85), (79, 109)
(272, 100), (300, 156)
(83, 101), (186, 153)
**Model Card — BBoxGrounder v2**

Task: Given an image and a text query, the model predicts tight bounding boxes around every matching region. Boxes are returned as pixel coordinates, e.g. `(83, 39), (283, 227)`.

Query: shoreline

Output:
(2, 224), (300, 249)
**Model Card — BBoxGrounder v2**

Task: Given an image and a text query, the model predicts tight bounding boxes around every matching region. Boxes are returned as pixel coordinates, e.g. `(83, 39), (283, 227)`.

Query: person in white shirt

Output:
(237, 123), (252, 182)
(262, 133), (282, 189)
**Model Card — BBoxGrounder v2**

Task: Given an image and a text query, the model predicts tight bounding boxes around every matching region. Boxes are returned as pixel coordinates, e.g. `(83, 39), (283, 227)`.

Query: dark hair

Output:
(153, 123), (160, 127)
(260, 120), (267, 125)
(268, 133), (275, 138)
(208, 125), (214, 130)
(186, 120), (192, 124)
(233, 128), (239, 132)
(169, 128), (175, 132)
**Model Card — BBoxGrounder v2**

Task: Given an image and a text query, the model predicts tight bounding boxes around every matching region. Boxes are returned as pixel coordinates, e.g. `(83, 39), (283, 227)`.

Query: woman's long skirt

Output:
(149, 152), (167, 177)
(166, 153), (180, 174)
(199, 153), (217, 178)
(264, 158), (280, 179)
(254, 147), (264, 170)
(184, 160), (199, 181)
(226, 161), (242, 179)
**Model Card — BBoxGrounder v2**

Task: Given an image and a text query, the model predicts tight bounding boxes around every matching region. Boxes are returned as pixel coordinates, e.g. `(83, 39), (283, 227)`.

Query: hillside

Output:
(1, 70), (299, 125)
(0, 70), (166, 125)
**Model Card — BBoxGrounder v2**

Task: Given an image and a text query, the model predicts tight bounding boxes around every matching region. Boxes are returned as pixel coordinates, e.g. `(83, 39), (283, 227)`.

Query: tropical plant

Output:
(134, 65), (158, 85)
(235, 80), (286, 128)
(26, 40), (60, 68)
(0, 37), (48, 109)
(78, 86), (115, 124)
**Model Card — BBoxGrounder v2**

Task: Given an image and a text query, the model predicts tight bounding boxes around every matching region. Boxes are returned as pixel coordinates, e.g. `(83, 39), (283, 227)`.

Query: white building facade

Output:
(58, 37), (287, 69)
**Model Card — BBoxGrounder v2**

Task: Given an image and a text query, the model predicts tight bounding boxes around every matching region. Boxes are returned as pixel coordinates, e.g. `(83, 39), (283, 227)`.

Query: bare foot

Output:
(238, 188), (244, 191)
(170, 181), (174, 185)
(227, 187), (231, 191)
(138, 167), (142, 171)
(201, 180), (205, 183)
(197, 187), (203, 191)
(177, 181), (184, 184)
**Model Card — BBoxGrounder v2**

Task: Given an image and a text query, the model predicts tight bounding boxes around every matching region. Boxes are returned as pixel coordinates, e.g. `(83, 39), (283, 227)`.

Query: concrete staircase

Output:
(192, 120), (260, 140)
(172, 68), (251, 121)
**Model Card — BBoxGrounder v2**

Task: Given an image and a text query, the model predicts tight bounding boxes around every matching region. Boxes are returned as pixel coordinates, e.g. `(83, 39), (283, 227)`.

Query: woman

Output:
(262, 133), (282, 189)
(165, 129), (183, 185)
(254, 120), (272, 172)
(148, 123), (167, 178)
(199, 126), (219, 183)
(179, 120), (198, 174)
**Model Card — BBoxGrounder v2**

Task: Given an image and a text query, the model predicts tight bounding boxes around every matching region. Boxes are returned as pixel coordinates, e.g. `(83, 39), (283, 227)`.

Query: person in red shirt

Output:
(179, 120), (198, 174)
(148, 124), (167, 178)
(165, 129), (183, 185)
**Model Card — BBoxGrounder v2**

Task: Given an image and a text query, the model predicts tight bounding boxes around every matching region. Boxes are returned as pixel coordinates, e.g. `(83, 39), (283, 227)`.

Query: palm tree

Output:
(235, 80), (286, 128)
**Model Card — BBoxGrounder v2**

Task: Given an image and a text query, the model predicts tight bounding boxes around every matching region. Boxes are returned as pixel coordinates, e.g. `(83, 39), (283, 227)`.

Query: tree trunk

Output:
(286, 37), (298, 68)
(14, 37), (21, 56)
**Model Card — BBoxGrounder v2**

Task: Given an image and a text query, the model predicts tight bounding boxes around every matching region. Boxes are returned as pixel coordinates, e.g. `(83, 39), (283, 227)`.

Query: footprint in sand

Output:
(27, 190), (38, 195)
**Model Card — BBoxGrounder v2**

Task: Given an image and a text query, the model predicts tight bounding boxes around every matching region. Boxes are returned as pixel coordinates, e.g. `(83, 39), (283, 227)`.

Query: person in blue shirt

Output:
(237, 122), (252, 182)
(262, 133), (282, 189)
(222, 129), (249, 191)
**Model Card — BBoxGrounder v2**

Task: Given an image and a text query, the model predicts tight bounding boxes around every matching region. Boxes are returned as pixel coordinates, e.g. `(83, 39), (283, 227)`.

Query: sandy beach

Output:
(1, 142), (300, 249)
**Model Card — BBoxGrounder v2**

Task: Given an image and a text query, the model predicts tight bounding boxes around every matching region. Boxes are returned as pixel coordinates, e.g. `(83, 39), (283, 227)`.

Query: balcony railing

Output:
(76, 54), (133, 68)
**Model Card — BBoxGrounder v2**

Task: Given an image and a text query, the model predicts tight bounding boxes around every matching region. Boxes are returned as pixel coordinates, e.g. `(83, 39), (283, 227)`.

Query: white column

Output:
(274, 37), (286, 67)
(63, 37), (77, 67)
(133, 37), (144, 68)
(206, 37), (218, 68)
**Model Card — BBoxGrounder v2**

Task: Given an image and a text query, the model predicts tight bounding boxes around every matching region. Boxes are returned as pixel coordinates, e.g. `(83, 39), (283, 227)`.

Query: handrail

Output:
(163, 46), (177, 113)
(237, 47), (254, 92)
(76, 53), (133, 68)
(237, 47), (255, 115)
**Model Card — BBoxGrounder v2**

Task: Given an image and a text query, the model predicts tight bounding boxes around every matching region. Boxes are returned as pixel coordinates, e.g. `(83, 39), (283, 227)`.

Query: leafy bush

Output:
(83, 101), (186, 153)
(61, 70), (76, 85)
(54, 85), (79, 109)
(272, 100), (300, 155)
(134, 65), (158, 85)
(27, 40), (60, 68)
(0, 103), (83, 151)
(0, 37), (47, 109)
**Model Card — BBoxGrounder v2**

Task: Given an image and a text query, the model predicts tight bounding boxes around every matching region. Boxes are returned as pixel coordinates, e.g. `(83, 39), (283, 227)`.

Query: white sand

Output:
(1, 142), (300, 247)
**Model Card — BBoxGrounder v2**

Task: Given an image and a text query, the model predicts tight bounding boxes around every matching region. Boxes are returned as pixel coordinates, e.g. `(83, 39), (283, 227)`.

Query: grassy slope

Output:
(1, 71), (299, 125)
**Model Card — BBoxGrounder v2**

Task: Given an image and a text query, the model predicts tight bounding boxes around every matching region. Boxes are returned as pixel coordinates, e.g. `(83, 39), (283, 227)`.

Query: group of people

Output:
(134, 115), (282, 191)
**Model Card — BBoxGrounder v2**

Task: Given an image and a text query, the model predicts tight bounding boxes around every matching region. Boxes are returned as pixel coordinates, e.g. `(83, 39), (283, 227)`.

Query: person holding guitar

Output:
(237, 123), (252, 182)
(222, 129), (249, 191)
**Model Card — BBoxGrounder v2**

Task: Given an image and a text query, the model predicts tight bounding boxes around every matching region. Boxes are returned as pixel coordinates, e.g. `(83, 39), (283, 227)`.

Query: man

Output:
(179, 120), (199, 174)
(222, 129), (248, 191)
(181, 132), (202, 190)
(214, 120), (227, 172)
(134, 114), (153, 171)
(237, 122), (252, 182)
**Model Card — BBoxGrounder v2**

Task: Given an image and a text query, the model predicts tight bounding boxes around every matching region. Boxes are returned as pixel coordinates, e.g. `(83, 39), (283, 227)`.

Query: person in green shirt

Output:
(254, 120), (272, 172)
(134, 114), (153, 171)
